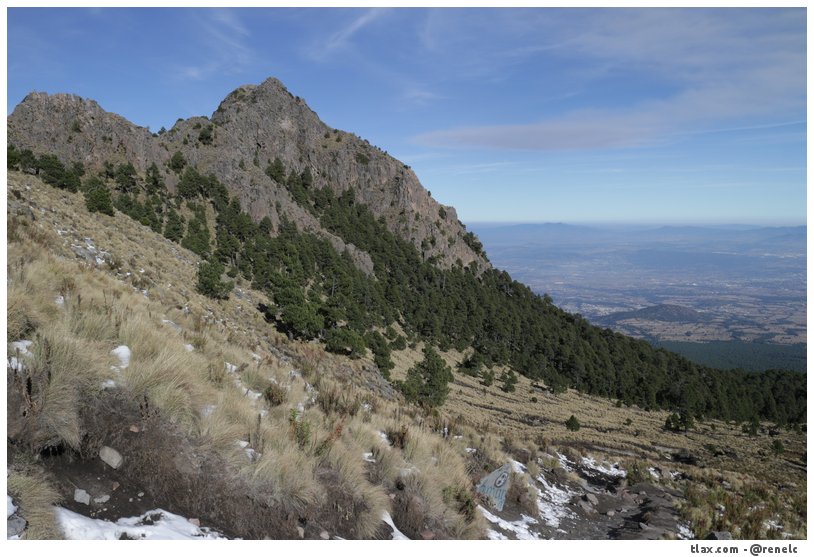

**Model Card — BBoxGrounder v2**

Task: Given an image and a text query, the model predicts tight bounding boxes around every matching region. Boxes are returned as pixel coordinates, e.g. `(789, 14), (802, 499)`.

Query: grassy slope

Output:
(6, 171), (807, 539)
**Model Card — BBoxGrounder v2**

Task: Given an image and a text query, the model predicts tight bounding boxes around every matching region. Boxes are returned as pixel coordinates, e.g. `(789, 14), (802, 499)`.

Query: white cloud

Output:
(414, 9), (805, 151)
(305, 8), (388, 61)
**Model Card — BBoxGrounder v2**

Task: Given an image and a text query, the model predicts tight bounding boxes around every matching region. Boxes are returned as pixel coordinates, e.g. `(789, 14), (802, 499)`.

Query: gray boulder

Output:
(74, 488), (91, 505)
(7, 515), (27, 538)
(99, 446), (123, 469)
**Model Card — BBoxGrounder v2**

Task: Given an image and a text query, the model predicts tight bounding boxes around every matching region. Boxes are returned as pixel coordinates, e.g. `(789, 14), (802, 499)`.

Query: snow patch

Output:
(8, 357), (25, 373)
(11, 340), (33, 354)
(55, 295), (65, 306)
(225, 362), (238, 374)
(7, 496), (17, 518)
(582, 456), (626, 478)
(111, 346), (131, 369)
(101, 379), (117, 390)
(478, 506), (540, 540)
(677, 522), (695, 540)
(764, 519), (783, 531)
(465, 447), (477, 454)
(363, 452), (376, 463)
(556, 452), (574, 472)
(381, 511), (409, 540)
(184, 344), (195, 352)
(534, 473), (577, 528)
(56, 507), (226, 540)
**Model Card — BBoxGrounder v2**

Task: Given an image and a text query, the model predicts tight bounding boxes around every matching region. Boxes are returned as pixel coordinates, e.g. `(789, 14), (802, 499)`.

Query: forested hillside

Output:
(8, 142), (806, 426)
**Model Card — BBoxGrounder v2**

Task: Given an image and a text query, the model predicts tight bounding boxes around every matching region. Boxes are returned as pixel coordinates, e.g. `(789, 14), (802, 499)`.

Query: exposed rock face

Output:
(8, 77), (489, 273)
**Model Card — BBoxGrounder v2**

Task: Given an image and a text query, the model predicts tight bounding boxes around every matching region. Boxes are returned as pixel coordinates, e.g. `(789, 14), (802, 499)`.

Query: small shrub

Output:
(565, 415), (581, 432)
(263, 383), (287, 407)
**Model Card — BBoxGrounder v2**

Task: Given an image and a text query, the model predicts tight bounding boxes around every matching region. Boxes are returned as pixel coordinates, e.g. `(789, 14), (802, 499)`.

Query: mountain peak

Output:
(8, 77), (489, 272)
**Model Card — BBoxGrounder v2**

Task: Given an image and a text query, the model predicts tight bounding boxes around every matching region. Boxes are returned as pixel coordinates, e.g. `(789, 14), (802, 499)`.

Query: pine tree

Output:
(398, 346), (453, 408)
(145, 162), (165, 194)
(83, 176), (114, 215)
(163, 207), (185, 243)
(196, 259), (233, 299)
(169, 150), (186, 173)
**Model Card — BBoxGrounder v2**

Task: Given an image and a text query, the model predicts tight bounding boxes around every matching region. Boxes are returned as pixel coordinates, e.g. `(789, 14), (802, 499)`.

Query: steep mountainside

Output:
(8, 78), (487, 273)
(7, 77), (806, 426)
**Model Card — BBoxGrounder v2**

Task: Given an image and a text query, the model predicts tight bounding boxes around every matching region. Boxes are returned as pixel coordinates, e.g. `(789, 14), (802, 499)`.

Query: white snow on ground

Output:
(677, 522), (695, 540)
(225, 362), (238, 374)
(649, 467), (660, 479)
(465, 447), (477, 453)
(101, 379), (117, 390)
(487, 529), (509, 540)
(381, 511), (409, 540)
(556, 452), (574, 472)
(478, 506), (540, 540)
(534, 473), (577, 528)
(511, 460), (526, 473)
(201, 405), (216, 417)
(55, 295), (65, 306)
(378, 431), (390, 444)
(184, 344), (195, 352)
(11, 340), (32, 354)
(56, 507), (226, 540)
(363, 452), (376, 463)
(8, 357), (25, 373)
(581, 456), (626, 478)
(111, 346), (131, 369)
(764, 519), (783, 531)
(7, 496), (17, 518)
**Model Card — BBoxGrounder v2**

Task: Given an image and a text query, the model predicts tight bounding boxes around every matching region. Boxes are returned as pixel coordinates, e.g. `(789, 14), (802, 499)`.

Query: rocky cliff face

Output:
(8, 78), (488, 273)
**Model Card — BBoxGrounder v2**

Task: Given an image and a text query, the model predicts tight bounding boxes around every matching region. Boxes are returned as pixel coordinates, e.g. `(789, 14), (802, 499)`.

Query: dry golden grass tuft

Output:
(247, 444), (324, 515)
(8, 465), (63, 539)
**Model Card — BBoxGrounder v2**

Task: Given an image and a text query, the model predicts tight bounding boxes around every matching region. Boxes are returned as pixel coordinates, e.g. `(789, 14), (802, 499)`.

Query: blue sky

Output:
(6, 7), (807, 225)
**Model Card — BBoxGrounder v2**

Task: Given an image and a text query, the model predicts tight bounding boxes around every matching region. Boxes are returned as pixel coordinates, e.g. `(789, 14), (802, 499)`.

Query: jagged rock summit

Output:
(8, 77), (488, 272)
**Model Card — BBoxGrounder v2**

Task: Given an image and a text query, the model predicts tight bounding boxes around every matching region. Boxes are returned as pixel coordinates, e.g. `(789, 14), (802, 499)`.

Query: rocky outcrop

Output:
(8, 78), (489, 273)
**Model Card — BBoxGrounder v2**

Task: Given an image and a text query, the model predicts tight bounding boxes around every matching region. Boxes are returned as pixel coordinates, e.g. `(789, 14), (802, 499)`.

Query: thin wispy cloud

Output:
(414, 9), (805, 151)
(305, 9), (388, 61)
(400, 86), (446, 106)
(176, 9), (254, 81)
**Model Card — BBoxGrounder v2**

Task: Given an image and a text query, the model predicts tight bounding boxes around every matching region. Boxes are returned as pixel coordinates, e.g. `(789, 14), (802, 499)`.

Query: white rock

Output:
(99, 446), (123, 469)
(7, 495), (17, 518)
(93, 495), (110, 504)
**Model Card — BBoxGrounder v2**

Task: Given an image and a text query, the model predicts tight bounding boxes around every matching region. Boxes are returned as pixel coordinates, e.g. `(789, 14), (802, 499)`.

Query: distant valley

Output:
(472, 223), (807, 372)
